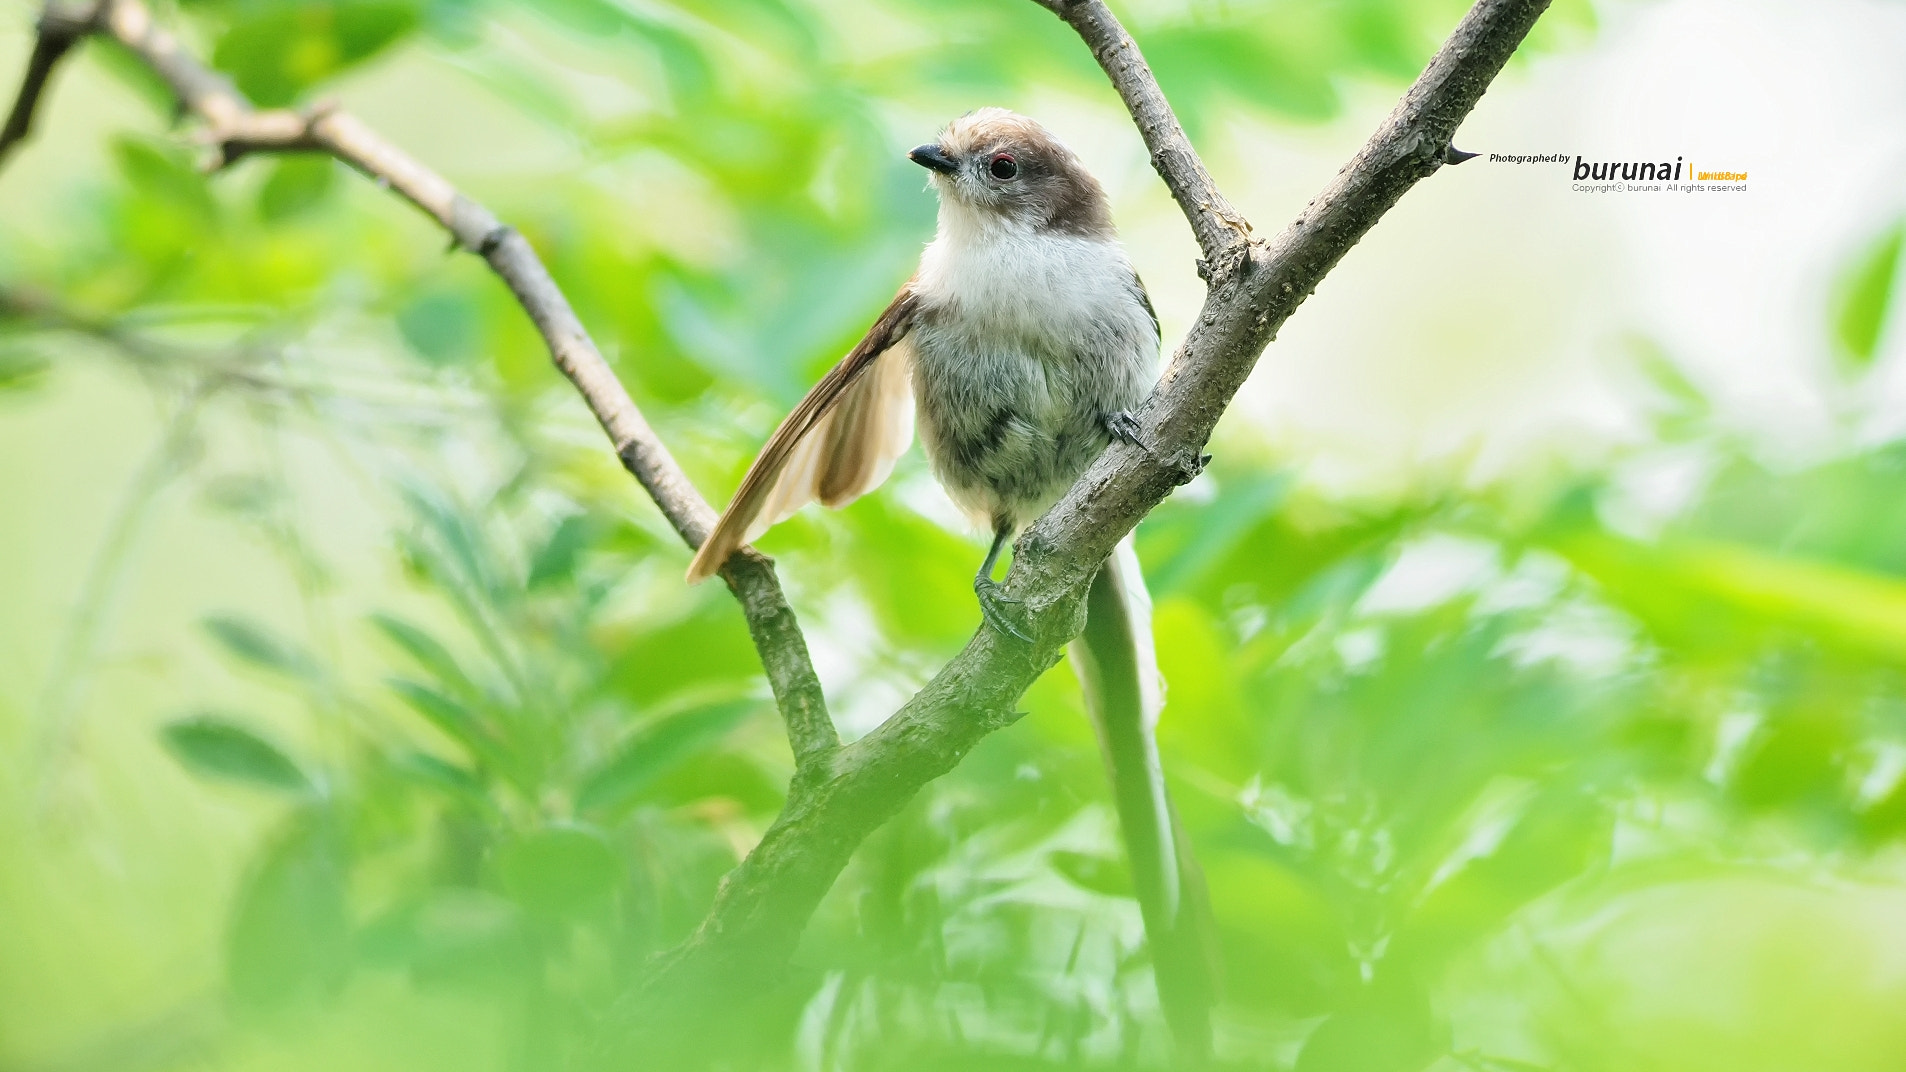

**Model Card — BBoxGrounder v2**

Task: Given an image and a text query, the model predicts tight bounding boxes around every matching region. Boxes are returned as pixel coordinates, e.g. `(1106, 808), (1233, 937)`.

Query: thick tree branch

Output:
(5, 0), (839, 766)
(0, 1), (99, 168)
(614, 0), (1554, 1040)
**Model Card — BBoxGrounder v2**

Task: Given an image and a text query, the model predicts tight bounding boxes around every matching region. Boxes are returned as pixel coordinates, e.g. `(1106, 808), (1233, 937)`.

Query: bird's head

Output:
(908, 108), (1113, 238)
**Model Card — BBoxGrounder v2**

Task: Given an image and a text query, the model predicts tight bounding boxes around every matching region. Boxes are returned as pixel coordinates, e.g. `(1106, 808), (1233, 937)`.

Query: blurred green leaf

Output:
(162, 714), (313, 794)
(603, 603), (763, 707)
(527, 513), (594, 590)
(391, 750), (491, 811)
(496, 822), (620, 918)
(371, 613), (477, 695)
(1860, 772), (1906, 844)
(1148, 26), (1340, 127)
(227, 808), (350, 1009)
(1558, 532), (1906, 664)
(395, 288), (480, 366)
(112, 135), (218, 222)
(1205, 849), (1354, 1014)
(360, 889), (529, 985)
(1294, 975), (1444, 1072)
(1627, 333), (1714, 443)
(388, 678), (505, 769)
(0, 346), (51, 391)
(1731, 708), (1853, 814)
(1683, 447), (1906, 576)
(400, 483), (497, 598)
(213, 0), (421, 107)
(834, 495), (983, 646)
(1154, 597), (1253, 782)
(89, 31), (175, 112)
(1048, 849), (1132, 898)
(531, 0), (640, 37)
(203, 614), (324, 681)
(257, 156), (338, 221)
(1393, 787), (1612, 967)
(1141, 470), (1293, 596)
(1833, 222), (1902, 369)
(576, 699), (756, 817)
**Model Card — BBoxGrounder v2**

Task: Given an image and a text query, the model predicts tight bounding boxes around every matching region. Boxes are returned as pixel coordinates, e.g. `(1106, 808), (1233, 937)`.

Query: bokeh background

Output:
(4, 0), (1906, 1069)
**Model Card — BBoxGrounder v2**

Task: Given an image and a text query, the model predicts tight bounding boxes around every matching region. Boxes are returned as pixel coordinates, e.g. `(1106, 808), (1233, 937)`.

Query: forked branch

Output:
(0, 0), (838, 767)
(0, 1), (98, 166)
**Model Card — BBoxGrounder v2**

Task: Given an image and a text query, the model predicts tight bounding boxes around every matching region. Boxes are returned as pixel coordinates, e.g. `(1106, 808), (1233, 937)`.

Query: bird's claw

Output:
(1104, 410), (1147, 449)
(975, 577), (1034, 643)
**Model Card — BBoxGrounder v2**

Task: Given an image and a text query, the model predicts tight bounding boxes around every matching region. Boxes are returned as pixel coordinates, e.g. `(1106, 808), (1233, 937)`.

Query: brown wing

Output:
(756, 335), (915, 522)
(685, 284), (918, 583)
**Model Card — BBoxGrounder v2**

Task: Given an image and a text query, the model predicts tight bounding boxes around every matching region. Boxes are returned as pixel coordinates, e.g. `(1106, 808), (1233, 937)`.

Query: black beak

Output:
(908, 144), (959, 174)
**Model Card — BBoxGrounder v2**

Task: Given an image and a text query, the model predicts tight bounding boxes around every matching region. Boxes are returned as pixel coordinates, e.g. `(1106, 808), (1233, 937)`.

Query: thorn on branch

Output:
(1165, 447), (1208, 486)
(1445, 144), (1480, 165)
(476, 224), (513, 258)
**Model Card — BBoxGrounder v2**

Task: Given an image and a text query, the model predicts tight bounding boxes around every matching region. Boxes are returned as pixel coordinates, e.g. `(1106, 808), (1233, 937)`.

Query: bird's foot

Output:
(974, 577), (1033, 643)
(1103, 409), (1147, 450)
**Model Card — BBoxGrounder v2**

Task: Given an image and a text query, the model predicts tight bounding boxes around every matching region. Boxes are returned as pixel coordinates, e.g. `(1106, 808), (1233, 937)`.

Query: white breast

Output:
(904, 200), (1159, 528)
(912, 204), (1145, 351)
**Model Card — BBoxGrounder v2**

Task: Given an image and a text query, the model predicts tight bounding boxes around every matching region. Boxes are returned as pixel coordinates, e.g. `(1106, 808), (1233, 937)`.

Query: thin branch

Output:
(5, 298), (303, 808)
(59, 0), (841, 767)
(1030, 0), (1251, 261)
(0, 1), (99, 168)
(614, 0), (1555, 1040)
(0, 284), (301, 400)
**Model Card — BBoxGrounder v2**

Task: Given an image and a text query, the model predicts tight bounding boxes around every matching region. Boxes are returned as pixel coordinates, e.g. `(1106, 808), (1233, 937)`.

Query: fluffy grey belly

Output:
(909, 310), (1152, 529)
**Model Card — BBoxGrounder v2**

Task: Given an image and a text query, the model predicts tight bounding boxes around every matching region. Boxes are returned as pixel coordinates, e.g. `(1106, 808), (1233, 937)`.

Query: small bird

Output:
(685, 108), (1214, 1053)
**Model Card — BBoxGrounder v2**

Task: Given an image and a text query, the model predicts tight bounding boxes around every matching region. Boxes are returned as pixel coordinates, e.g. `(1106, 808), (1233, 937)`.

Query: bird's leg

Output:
(1103, 409), (1147, 450)
(974, 516), (1032, 643)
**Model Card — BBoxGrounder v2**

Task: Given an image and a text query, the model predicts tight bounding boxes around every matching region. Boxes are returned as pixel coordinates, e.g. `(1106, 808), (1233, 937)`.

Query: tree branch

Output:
(7, 0), (840, 767)
(1030, 0), (1251, 261)
(613, 0), (1555, 1039)
(0, 1), (99, 168)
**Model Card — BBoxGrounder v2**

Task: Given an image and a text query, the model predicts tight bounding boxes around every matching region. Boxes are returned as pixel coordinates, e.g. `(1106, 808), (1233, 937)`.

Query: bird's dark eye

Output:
(989, 154), (1017, 180)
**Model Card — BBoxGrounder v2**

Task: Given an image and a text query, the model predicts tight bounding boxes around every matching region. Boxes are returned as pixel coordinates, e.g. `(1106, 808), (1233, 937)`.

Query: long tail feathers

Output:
(1070, 538), (1218, 1059)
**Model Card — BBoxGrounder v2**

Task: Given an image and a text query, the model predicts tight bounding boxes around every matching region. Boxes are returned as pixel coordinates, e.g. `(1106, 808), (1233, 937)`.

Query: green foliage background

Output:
(2, 1), (1904, 1070)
